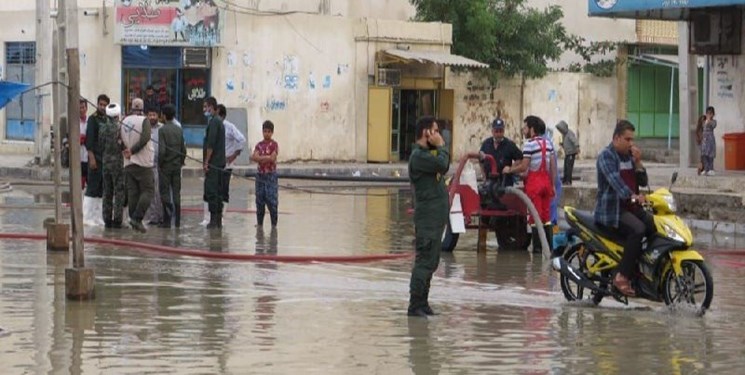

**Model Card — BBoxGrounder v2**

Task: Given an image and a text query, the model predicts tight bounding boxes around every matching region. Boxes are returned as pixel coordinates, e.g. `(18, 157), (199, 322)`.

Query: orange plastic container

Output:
(723, 133), (745, 170)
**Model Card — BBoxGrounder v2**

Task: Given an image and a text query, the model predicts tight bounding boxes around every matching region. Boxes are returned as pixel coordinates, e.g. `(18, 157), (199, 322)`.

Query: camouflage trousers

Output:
(102, 168), (125, 225)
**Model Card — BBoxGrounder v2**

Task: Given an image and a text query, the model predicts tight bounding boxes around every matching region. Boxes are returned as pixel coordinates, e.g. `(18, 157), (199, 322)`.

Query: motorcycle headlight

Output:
(662, 194), (677, 213)
(663, 223), (685, 243)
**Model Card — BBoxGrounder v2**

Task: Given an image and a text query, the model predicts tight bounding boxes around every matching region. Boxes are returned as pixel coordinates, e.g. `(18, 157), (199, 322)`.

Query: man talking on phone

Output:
(407, 116), (450, 318)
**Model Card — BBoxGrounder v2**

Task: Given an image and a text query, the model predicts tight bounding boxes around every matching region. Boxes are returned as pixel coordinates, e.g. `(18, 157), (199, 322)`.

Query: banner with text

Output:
(115, 0), (223, 46)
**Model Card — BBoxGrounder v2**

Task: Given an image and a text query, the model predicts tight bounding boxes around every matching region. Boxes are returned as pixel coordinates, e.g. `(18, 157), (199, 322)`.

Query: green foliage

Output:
(410, 0), (618, 80)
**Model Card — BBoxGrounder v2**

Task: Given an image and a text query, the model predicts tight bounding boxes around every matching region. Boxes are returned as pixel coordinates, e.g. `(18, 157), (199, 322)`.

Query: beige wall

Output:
(0, 3), (438, 161)
(529, 0), (636, 69)
(446, 71), (618, 161)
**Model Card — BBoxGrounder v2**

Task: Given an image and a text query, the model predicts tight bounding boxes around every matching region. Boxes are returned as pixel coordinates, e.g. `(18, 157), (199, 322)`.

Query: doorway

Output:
(392, 89), (437, 160)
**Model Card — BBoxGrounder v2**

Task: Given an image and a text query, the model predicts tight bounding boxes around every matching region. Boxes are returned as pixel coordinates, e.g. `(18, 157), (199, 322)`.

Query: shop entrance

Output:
(122, 46), (210, 146)
(392, 89), (437, 161)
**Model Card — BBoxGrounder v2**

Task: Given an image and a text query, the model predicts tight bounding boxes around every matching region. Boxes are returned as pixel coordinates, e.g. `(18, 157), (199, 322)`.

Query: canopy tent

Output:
(0, 81), (30, 111)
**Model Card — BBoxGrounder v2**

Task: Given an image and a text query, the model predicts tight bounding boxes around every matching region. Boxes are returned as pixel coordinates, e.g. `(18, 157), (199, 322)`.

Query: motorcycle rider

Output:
(595, 120), (655, 296)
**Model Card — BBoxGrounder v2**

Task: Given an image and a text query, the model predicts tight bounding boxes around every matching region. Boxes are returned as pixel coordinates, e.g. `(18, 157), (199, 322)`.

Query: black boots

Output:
(531, 224), (554, 255)
(159, 213), (171, 228)
(407, 292), (437, 317)
(159, 205), (172, 228)
(206, 212), (222, 229)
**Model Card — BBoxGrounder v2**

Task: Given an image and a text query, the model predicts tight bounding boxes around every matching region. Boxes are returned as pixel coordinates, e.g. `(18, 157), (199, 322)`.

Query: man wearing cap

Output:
(99, 102), (125, 228)
(120, 98), (154, 233)
(479, 118), (523, 186)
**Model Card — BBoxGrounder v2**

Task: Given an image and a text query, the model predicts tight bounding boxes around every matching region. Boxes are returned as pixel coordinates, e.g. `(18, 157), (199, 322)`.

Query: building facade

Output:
(1, 0), (671, 164)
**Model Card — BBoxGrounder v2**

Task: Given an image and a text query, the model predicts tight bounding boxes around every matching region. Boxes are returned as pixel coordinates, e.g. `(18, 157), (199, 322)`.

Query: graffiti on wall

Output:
(283, 56), (300, 90)
(266, 96), (287, 111)
(115, 0), (223, 46)
(715, 56), (734, 99)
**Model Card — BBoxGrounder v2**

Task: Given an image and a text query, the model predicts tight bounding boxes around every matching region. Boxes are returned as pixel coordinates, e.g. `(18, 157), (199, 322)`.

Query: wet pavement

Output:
(2, 177), (745, 373)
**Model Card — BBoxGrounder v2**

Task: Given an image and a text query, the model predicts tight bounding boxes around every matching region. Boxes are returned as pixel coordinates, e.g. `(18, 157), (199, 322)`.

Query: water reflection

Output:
(407, 318), (441, 375)
(2, 183), (745, 373)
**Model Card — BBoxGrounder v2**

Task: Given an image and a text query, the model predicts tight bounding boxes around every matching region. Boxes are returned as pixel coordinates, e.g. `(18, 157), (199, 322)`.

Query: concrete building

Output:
(1, 0), (692, 165)
(590, 0), (745, 171)
(1, 0), (484, 163)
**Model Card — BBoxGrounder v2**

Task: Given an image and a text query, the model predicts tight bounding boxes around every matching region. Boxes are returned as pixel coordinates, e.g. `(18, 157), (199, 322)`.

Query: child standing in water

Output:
(251, 120), (279, 227)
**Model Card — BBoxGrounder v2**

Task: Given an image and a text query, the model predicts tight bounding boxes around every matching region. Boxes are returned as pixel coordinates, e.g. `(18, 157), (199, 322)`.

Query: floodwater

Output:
(2, 178), (745, 374)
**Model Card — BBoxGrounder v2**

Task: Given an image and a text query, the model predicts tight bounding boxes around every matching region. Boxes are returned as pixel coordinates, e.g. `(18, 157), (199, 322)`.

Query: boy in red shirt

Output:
(251, 120), (279, 227)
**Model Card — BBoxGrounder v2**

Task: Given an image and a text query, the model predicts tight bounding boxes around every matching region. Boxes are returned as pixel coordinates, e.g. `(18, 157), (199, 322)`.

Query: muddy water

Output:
(1, 179), (745, 374)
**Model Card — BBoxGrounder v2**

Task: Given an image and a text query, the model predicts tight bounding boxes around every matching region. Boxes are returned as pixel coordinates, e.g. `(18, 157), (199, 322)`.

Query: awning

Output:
(629, 54), (706, 68)
(588, 0), (745, 20)
(382, 49), (489, 69)
(0, 81), (30, 111)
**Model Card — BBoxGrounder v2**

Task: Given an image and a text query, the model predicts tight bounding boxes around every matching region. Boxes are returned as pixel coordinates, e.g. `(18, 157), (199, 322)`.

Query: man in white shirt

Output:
(79, 99), (89, 189)
(217, 104), (246, 207)
(120, 98), (154, 233)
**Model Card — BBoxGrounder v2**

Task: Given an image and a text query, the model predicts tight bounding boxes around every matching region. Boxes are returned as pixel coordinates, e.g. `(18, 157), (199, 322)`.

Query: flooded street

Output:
(2, 177), (745, 374)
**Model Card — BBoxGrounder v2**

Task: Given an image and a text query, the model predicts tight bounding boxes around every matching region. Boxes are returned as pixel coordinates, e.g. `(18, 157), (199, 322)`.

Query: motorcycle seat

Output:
(572, 210), (626, 244)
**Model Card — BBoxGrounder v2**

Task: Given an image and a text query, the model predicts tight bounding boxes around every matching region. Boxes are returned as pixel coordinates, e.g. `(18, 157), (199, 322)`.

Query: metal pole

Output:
(52, 30), (62, 223)
(35, 0), (53, 166)
(668, 67), (675, 150)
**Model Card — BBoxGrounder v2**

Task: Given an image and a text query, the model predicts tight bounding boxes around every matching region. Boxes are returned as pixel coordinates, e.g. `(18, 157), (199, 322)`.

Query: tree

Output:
(410, 0), (615, 80)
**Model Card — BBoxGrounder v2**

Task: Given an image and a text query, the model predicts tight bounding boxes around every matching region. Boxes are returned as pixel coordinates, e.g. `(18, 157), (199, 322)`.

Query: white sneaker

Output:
(200, 202), (210, 226)
(706, 170), (716, 176)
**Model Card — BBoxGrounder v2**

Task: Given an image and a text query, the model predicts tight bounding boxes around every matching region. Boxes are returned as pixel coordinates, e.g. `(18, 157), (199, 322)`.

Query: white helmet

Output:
(105, 103), (121, 118)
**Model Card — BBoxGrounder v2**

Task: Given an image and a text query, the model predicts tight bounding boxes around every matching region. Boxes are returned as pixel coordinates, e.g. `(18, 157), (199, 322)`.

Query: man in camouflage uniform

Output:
(99, 103), (126, 228)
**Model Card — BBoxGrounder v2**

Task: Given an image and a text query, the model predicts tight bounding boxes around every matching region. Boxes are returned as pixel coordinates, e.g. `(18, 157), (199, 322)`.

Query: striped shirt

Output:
(522, 137), (554, 172)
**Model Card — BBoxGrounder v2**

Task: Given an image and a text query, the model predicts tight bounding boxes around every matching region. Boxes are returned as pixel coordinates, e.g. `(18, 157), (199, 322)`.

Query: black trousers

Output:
(562, 154), (576, 184)
(617, 206), (656, 278)
(204, 168), (224, 214)
(85, 158), (103, 198)
(159, 168), (182, 222)
(221, 169), (233, 203)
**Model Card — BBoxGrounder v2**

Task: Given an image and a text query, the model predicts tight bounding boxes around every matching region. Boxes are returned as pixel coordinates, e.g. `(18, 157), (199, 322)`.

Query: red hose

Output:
(0, 232), (412, 263)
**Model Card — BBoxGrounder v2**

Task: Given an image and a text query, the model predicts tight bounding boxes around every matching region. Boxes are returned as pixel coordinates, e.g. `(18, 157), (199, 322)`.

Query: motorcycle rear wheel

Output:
(559, 243), (608, 305)
(662, 260), (714, 315)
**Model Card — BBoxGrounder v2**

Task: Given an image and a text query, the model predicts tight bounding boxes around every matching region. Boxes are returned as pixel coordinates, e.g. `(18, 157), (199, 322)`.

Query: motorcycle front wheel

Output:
(559, 243), (608, 305)
(662, 260), (714, 315)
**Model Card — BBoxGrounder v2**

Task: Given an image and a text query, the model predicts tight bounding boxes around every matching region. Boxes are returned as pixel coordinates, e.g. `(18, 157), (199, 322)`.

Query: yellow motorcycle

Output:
(555, 173), (714, 315)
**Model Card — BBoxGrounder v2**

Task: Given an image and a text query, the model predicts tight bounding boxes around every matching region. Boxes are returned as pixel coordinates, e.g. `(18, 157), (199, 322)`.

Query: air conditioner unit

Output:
(183, 48), (211, 68)
(376, 68), (401, 86)
(689, 8), (741, 55)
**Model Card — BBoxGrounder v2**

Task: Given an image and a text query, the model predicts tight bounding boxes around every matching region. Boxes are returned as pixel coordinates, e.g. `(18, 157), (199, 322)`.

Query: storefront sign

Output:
(115, 0), (222, 46)
(589, 0), (745, 17)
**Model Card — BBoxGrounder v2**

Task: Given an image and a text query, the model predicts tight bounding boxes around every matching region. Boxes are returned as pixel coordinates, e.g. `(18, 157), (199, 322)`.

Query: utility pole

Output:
(47, 0), (69, 251)
(63, 0), (95, 301)
(35, 0), (53, 166)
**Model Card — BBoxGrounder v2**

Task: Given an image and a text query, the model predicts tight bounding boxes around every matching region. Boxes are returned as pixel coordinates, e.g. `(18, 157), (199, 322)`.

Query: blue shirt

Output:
(594, 143), (643, 227)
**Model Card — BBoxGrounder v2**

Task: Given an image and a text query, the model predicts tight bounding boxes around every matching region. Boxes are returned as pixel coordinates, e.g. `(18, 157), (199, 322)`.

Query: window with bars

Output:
(5, 42), (36, 64)
(4, 41), (37, 141)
